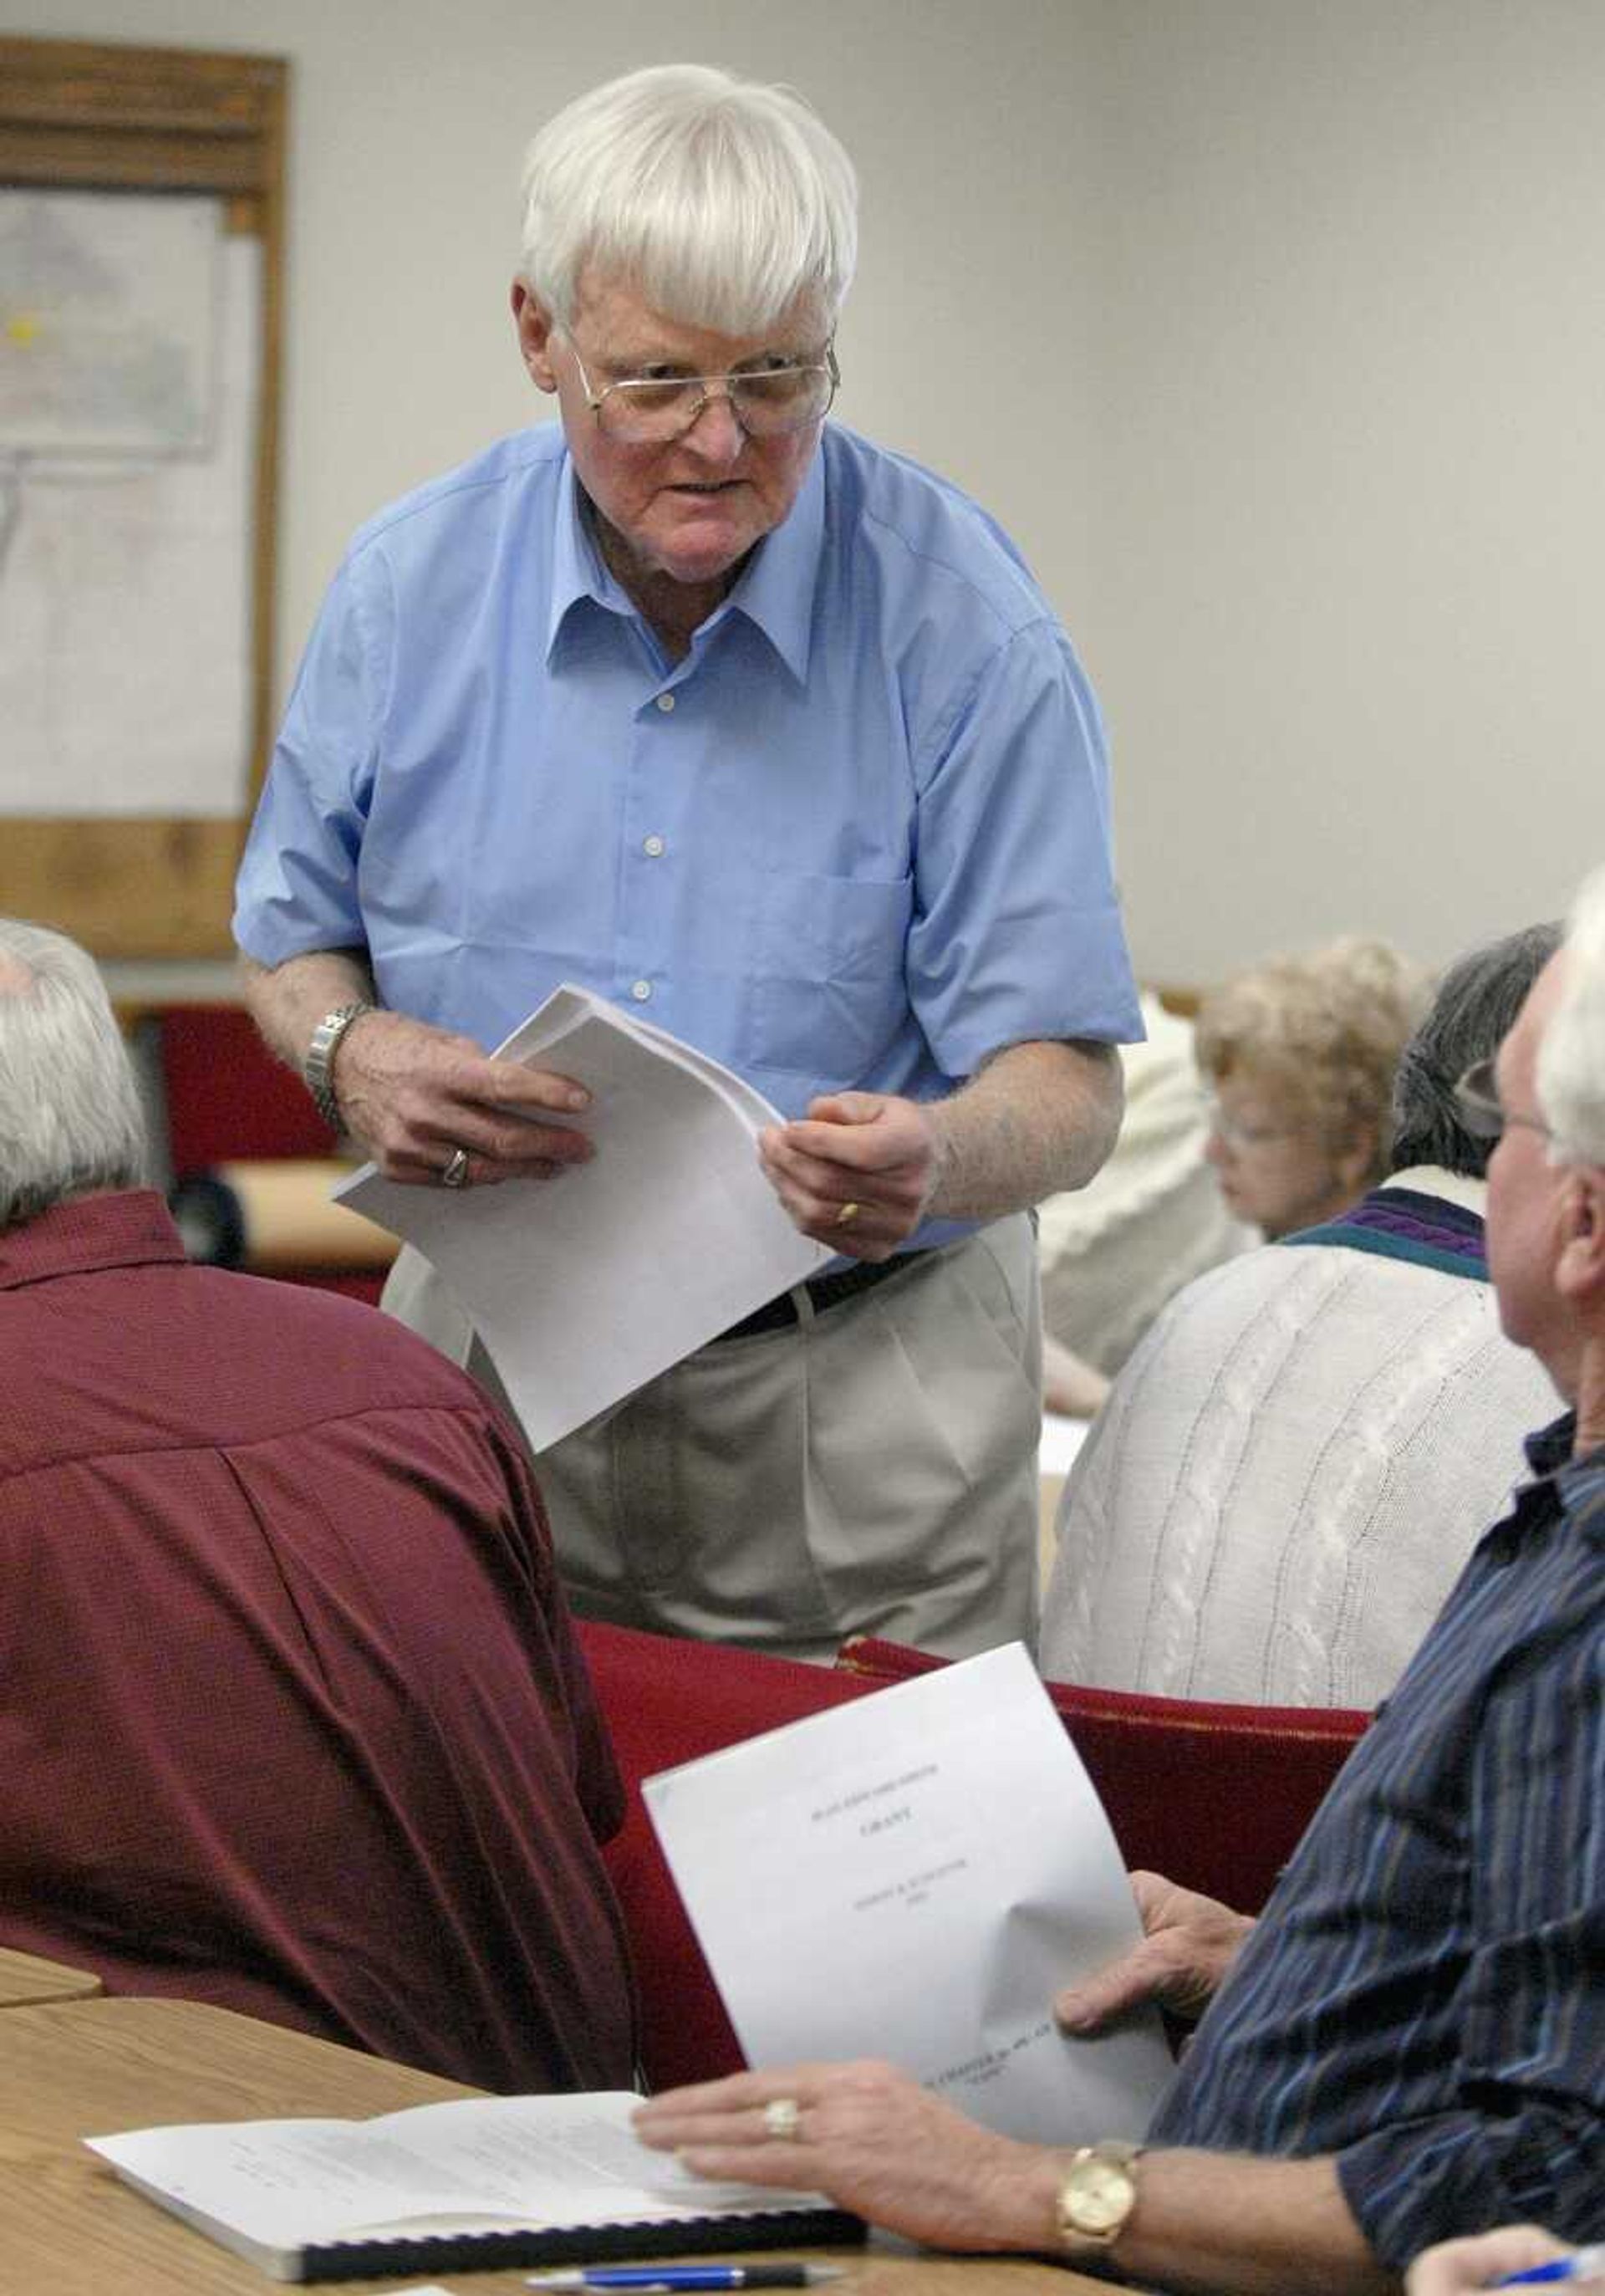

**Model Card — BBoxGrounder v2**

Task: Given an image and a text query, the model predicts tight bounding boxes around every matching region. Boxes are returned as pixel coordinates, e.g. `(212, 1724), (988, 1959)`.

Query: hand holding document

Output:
(334, 987), (829, 1450)
(643, 1643), (1174, 2145)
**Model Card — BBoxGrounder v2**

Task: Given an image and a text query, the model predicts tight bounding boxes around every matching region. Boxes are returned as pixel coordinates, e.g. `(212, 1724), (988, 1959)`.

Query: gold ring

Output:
(441, 1148), (471, 1190)
(762, 2096), (802, 2141)
(835, 1201), (860, 1227)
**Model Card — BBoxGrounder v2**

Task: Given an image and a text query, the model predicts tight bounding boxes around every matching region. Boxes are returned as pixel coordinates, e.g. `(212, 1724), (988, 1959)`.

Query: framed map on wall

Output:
(0, 38), (285, 957)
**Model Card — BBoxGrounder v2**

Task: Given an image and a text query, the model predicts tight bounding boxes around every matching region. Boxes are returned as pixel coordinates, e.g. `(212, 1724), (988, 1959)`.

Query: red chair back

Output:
(154, 1004), (337, 1171)
(575, 1620), (889, 2092)
(573, 1621), (1369, 2094)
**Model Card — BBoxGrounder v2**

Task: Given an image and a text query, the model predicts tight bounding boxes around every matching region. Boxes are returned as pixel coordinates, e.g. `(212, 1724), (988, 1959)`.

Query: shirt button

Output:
(643, 834), (665, 857)
(631, 979), (652, 1003)
(655, 693), (675, 713)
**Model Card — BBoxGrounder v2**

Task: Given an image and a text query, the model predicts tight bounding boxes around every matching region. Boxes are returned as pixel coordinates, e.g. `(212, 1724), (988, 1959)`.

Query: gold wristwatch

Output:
(1054, 2140), (1144, 2255)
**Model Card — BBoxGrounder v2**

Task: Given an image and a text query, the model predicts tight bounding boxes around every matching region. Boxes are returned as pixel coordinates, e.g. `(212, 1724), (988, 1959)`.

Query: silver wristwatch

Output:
(303, 1001), (374, 1131)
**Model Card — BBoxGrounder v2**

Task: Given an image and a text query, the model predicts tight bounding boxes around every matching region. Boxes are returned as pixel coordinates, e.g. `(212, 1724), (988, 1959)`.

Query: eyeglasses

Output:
(568, 341), (838, 445)
(1201, 1097), (1299, 1151)
(1452, 1058), (1551, 1143)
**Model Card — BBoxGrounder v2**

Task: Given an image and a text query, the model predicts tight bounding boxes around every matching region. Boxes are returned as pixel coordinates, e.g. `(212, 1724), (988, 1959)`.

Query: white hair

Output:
(517, 64), (859, 334)
(1538, 864), (1605, 1166)
(0, 917), (148, 1231)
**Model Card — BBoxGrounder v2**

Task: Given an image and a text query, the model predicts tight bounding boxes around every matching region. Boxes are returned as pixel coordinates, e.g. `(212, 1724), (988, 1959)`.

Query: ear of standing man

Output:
(233, 63), (1140, 1663)
(634, 866), (1605, 2292)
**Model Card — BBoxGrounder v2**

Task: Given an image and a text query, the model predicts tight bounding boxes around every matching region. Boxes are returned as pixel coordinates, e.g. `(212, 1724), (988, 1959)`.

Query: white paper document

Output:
(86, 2091), (841, 2280)
(334, 987), (829, 1451)
(644, 1642), (1175, 2145)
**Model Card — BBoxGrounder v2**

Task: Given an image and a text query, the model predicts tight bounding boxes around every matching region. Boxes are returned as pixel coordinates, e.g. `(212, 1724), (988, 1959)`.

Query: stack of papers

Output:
(335, 987), (829, 1449)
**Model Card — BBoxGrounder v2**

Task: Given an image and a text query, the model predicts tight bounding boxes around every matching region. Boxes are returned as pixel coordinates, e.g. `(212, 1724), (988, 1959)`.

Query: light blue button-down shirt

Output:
(236, 420), (1140, 1249)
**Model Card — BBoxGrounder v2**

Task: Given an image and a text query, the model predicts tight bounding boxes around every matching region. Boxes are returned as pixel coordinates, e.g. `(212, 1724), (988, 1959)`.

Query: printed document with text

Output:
(644, 1642), (1175, 2144)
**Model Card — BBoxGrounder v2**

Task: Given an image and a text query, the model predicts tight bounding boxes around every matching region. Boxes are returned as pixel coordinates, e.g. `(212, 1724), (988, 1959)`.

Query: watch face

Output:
(1068, 2153), (1135, 2234)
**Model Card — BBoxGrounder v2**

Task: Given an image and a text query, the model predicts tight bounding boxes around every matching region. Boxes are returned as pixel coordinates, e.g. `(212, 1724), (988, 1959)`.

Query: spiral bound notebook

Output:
(86, 2089), (864, 2283)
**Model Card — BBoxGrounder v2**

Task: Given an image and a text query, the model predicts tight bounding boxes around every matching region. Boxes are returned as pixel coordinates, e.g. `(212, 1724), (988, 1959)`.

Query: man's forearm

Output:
(1003, 2146), (1388, 2296)
(237, 949), (376, 1074)
(1114, 2149), (1390, 2296)
(925, 1038), (1123, 1222)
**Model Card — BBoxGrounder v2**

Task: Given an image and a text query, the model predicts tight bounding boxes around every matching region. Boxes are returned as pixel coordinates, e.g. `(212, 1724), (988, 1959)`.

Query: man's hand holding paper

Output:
(1054, 1870), (1257, 2035)
(758, 1090), (941, 1260)
(334, 987), (829, 1450)
(329, 1008), (595, 1189)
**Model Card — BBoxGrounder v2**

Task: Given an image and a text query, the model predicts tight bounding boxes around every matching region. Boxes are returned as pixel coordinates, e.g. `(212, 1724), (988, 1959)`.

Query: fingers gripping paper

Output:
(334, 987), (829, 1450)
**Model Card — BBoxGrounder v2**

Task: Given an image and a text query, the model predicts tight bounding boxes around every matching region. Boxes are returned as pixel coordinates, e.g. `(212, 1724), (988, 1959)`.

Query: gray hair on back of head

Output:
(517, 63), (859, 334)
(1388, 919), (1563, 1181)
(0, 916), (148, 1232)
(1538, 864), (1605, 1166)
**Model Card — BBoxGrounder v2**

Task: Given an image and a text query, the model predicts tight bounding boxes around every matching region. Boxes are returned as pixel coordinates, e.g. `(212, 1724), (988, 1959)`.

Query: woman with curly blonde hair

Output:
(1195, 936), (1429, 1238)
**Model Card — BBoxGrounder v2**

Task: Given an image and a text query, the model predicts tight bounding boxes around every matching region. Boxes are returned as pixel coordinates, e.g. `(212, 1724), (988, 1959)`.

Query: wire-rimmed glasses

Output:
(1453, 1057), (1551, 1143)
(1200, 1095), (1300, 1151)
(570, 342), (838, 445)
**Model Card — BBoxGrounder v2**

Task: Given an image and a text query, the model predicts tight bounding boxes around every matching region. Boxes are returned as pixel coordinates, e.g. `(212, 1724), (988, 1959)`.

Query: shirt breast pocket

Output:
(745, 870), (914, 1084)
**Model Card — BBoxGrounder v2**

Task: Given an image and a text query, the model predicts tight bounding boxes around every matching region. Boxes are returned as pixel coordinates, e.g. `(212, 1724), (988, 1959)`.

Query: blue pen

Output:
(1497, 2249), (1605, 2288)
(526, 2269), (847, 2292)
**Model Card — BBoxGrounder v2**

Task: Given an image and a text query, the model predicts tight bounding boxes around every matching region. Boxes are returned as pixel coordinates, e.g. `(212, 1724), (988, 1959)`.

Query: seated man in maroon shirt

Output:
(0, 916), (636, 2094)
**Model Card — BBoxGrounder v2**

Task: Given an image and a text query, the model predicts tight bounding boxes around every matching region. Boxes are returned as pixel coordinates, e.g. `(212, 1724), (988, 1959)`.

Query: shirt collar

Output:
(1383, 1166), (1487, 1215)
(1548, 1422), (1605, 1523)
(0, 1188), (188, 1292)
(718, 443), (823, 683)
(545, 437), (826, 685)
(1518, 1411), (1605, 1526)
(1523, 1411), (1580, 1482)
(547, 453), (611, 651)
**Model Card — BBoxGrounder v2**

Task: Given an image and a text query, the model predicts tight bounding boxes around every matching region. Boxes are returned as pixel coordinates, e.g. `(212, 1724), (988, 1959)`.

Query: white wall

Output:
(8, 0), (1098, 712)
(10, 0), (1602, 991)
(1076, 0), (1603, 977)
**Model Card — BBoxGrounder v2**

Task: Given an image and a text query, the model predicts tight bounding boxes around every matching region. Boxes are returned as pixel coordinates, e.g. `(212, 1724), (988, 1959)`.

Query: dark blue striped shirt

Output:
(1150, 1412), (1605, 2268)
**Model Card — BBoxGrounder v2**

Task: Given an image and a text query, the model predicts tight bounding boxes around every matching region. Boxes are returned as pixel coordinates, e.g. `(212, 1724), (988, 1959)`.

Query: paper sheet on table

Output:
(644, 1642), (1174, 2144)
(334, 986), (828, 1451)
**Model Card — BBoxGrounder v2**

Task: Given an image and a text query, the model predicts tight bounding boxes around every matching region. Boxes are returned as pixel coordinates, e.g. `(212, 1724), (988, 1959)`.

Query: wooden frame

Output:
(0, 36), (286, 957)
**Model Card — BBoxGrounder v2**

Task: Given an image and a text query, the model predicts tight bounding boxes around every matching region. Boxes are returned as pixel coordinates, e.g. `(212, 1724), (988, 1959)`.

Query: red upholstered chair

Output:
(153, 1003), (338, 1167)
(838, 1637), (1369, 1916)
(574, 1620), (1368, 2095)
(146, 1004), (390, 1305)
(574, 1620), (892, 2093)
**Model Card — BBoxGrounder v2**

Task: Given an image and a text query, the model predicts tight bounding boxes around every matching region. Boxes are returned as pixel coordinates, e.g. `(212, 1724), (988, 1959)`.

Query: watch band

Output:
(303, 1001), (374, 1132)
(1054, 2139), (1144, 2256)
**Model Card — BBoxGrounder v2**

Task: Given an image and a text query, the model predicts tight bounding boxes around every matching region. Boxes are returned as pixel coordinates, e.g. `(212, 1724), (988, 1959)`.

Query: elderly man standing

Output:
(634, 865), (1605, 2286)
(0, 919), (635, 2097)
(233, 64), (1139, 1660)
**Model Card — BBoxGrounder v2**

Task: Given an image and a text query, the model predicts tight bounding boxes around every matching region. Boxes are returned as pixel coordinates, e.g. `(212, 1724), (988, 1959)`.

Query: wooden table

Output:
(0, 1944), (102, 2007)
(0, 1997), (1108, 2294)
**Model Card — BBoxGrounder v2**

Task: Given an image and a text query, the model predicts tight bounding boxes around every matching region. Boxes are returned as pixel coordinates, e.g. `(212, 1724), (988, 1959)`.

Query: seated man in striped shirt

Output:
(634, 865), (1605, 2290)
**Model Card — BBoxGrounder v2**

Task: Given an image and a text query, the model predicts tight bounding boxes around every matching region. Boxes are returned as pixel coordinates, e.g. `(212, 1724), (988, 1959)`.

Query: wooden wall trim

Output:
(0, 37), (287, 958)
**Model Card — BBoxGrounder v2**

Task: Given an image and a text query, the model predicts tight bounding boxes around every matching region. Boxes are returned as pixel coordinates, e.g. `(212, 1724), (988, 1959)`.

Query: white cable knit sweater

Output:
(1039, 1170), (1557, 1707)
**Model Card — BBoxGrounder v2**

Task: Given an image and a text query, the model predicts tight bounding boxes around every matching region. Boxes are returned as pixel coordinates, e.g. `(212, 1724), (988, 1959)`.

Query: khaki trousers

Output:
(383, 1212), (1042, 1663)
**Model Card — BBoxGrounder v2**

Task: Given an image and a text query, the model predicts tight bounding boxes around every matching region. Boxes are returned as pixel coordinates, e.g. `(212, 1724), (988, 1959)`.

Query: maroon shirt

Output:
(0, 1190), (636, 2093)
